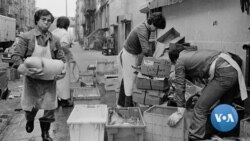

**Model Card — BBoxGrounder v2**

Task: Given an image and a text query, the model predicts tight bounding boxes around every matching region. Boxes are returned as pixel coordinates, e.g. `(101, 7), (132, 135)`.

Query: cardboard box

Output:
(133, 88), (146, 105)
(141, 57), (171, 77)
(136, 73), (151, 90)
(151, 77), (169, 90)
(145, 90), (166, 105)
(141, 57), (158, 77)
(157, 27), (180, 44)
(169, 36), (185, 49)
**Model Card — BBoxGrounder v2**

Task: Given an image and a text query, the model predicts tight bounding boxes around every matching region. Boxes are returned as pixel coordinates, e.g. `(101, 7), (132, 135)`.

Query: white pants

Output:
(118, 48), (138, 96)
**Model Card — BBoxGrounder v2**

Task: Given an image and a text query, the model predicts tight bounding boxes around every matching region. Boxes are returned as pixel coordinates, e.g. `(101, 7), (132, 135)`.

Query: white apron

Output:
(56, 60), (70, 100)
(21, 38), (58, 111)
(118, 48), (138, 96)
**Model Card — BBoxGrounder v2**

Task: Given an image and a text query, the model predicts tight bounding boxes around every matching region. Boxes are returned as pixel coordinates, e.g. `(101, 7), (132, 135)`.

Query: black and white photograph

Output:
(0, 0), (250, 140)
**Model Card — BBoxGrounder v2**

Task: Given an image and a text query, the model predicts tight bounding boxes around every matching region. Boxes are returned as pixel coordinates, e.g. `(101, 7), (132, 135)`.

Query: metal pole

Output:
(66, 0), (68, 16)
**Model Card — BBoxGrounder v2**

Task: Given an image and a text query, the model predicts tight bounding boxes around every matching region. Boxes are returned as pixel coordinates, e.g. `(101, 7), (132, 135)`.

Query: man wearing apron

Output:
(12, 9), (66, 141)
(52, 16), (75, 107)
(117, 13), (166, 107)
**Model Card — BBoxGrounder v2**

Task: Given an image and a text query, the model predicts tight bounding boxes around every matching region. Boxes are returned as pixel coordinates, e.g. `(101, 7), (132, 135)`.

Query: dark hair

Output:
(34, 9), (54, 25)
(56, 16), (70, 30)
(147, 13), (166, 29)
(168, 44), (185, 64)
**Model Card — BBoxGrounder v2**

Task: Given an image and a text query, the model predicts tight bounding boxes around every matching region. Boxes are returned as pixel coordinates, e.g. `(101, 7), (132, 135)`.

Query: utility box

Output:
(67, 105), (108, 141)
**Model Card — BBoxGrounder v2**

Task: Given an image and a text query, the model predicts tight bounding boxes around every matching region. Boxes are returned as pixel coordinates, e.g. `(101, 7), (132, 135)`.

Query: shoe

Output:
(26, 120), (34, 133)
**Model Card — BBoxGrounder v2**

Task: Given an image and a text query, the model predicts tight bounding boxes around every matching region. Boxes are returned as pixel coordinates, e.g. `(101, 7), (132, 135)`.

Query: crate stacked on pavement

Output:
(133, 57), (171, 105)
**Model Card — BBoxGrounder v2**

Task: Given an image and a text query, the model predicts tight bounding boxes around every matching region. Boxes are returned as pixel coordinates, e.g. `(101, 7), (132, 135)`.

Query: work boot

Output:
(124, 96), (134, 107)
(26, 120), (34, 133)
(40, 121), (53, 141)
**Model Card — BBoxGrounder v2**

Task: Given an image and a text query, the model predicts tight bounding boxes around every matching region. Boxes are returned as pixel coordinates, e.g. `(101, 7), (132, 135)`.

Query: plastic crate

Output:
(104, 74), (119, 91)
(143, 106), (186, 141)
(106, 107), (146, 141)
(96, 59), (117, 75)
(72, 87), (101, 105)
(67, 105), (108, 141)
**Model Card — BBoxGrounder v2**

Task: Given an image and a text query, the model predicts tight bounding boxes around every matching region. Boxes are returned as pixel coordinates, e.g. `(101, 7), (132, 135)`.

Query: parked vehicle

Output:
(0, 15), (16, 52)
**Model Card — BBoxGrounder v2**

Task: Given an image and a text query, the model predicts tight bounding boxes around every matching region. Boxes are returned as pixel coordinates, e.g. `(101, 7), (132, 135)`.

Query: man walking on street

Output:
(11, 9), (66, 141)
(52, 16), (75, 107)
(117, 13), (166, 107)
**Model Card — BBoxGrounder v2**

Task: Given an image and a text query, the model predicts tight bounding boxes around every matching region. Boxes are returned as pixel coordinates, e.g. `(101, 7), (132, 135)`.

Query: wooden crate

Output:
(71, 87), (101, 105)
(143, 106), (187, 141)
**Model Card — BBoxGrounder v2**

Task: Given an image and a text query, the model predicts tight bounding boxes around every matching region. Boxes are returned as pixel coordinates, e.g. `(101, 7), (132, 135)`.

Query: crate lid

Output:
(67, 104), (108, 124)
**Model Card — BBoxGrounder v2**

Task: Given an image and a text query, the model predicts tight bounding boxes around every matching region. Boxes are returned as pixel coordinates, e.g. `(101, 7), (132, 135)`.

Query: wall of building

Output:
(0, 0), (35, 33)
(160, 0), (250, 72)
(75, 0), (85, 43)
(127, 0), (147, 28)
(109, 0), (147, 53)
(108, 0), (125, 26)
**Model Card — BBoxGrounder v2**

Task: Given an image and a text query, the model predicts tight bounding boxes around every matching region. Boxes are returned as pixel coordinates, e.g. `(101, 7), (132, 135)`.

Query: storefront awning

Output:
(139, 3), (150, 13)
(140, 0), (184, 13)
(149, 0), (183, 9)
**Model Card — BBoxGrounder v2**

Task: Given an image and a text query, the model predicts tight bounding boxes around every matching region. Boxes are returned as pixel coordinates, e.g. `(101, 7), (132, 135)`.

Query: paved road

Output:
(0, 42), (118, 141)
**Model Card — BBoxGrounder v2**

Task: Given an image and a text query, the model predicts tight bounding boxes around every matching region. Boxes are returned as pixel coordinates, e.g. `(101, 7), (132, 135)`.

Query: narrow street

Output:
(0, 42), (118, 141)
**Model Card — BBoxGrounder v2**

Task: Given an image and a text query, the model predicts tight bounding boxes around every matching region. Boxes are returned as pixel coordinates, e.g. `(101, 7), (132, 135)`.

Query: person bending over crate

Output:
(167, 43), (247, 141)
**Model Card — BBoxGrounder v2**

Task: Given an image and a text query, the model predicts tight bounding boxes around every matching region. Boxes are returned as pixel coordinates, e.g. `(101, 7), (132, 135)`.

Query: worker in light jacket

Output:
(12, 9), (66, 141)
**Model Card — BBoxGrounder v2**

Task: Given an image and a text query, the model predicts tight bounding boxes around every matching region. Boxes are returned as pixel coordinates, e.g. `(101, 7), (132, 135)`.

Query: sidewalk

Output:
(0, 42), (118, 141)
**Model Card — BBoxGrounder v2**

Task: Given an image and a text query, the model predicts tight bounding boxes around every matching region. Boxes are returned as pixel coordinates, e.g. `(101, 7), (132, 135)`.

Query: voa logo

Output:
(214, 113), (235, 123)
(210, 104), (238, 132)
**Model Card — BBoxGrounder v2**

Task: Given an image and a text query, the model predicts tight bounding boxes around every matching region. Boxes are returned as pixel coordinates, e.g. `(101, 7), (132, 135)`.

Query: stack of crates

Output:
(133, 57), (171, 105)
(143, 106), (187, 141)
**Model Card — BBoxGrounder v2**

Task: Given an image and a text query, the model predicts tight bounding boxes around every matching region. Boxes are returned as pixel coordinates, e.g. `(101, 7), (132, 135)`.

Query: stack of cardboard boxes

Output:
(133, 27), (187, 106)
(133, 57), (171, 105)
